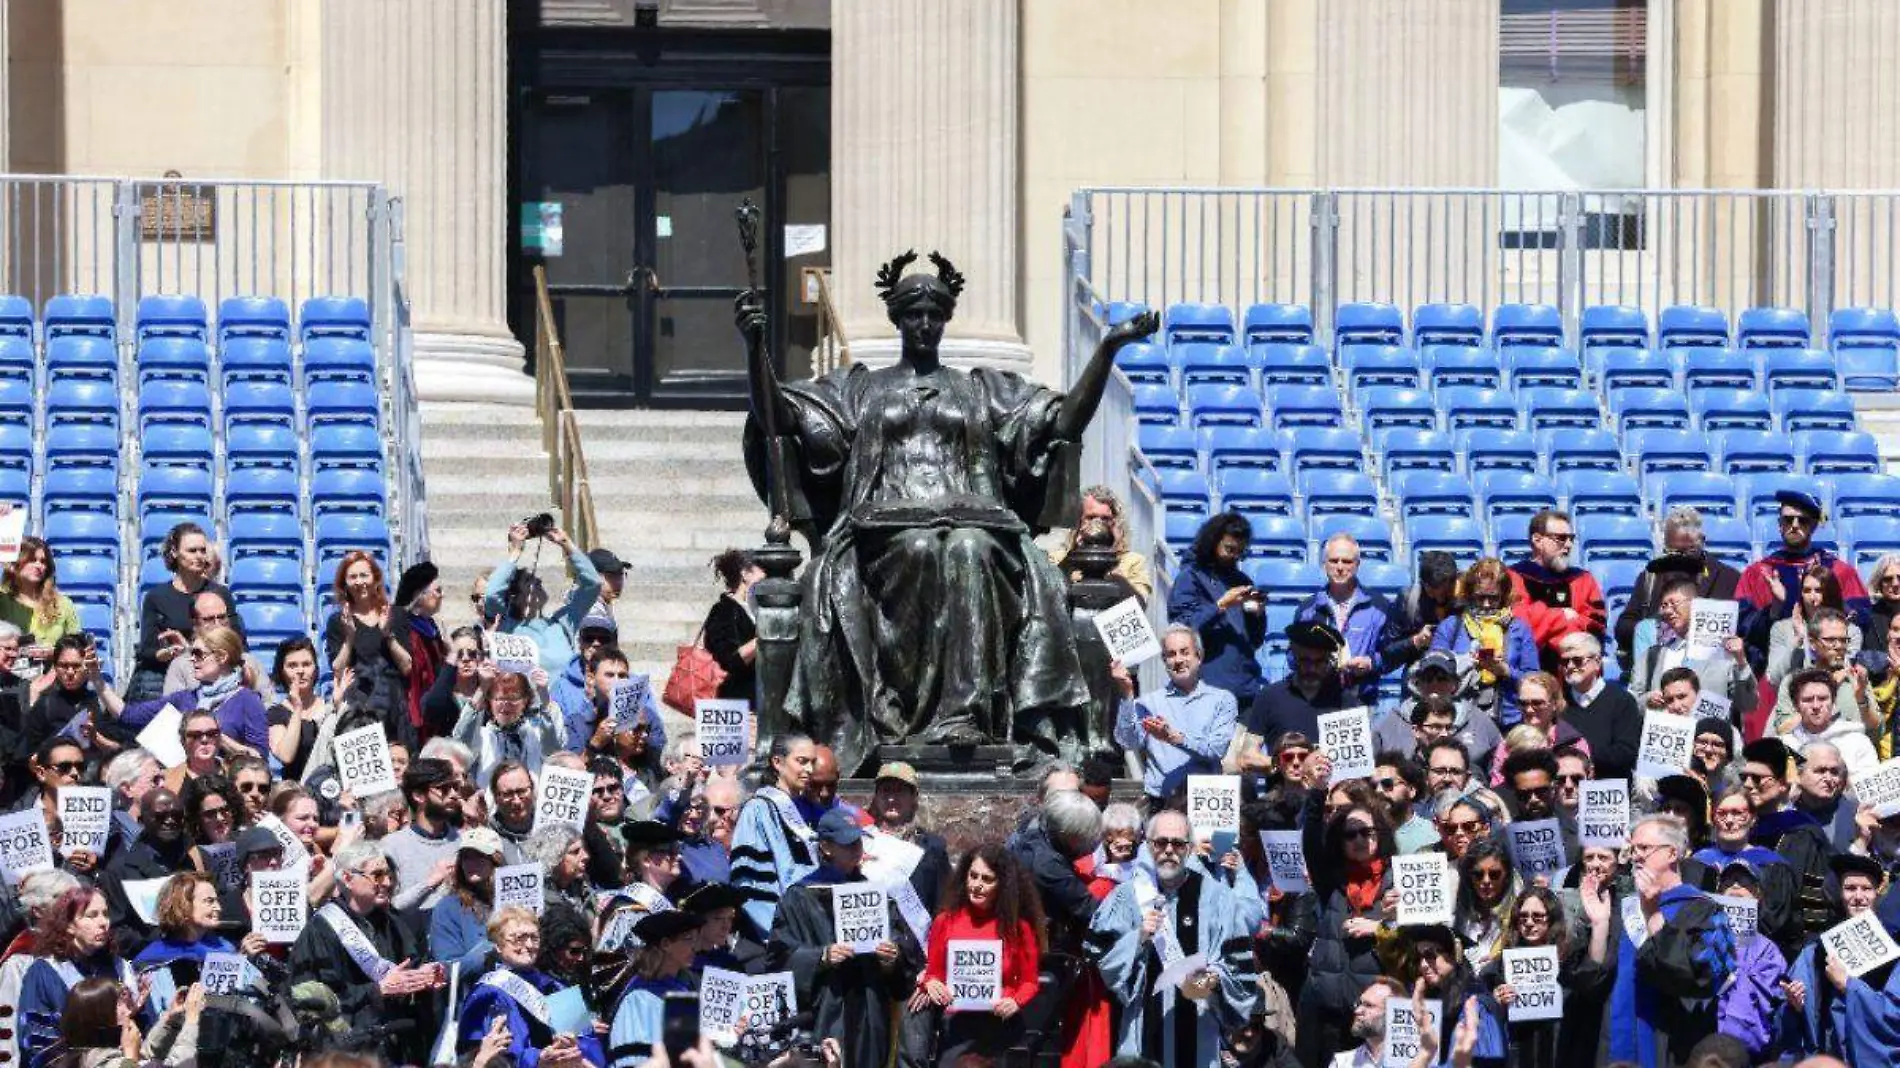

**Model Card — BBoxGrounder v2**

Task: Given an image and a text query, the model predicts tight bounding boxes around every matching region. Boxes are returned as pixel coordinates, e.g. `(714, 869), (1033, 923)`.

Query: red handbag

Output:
(663, 625), (727, 712)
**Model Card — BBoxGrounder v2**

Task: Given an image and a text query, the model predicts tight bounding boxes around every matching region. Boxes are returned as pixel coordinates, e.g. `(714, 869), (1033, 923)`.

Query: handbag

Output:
(663, 624), (726, 712)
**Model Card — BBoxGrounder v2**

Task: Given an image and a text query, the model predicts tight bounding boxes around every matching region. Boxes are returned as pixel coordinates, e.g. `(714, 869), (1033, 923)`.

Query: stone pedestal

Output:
(749, 537), (804, 749)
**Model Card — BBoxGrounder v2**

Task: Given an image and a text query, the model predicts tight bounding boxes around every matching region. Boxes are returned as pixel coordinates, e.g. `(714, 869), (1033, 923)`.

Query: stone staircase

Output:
(1855, 394), (1900, 473)
(418, 402), (561, 632)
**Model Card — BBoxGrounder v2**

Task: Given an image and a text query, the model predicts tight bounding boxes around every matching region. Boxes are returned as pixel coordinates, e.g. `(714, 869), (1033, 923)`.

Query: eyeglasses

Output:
(1537, 531), (1576, 544)
(1517, 909), (1549, 924)
(1278, 750), (1311, 765)
(347, 867), (394, 883)
(1816, 634), (1850, 647)
(496, 786), (533, 800)
(201, 806), (232, 821)
(1519, 698), (1555, 711)
(1428, 765), (1467, 779)
(1628, 841), (1676, 861)
(1341, 826), (1378, 842)
(1149, 837), (1191, 852)
(1558, 654), (1597, 667)
(1779, 513), (1814, 529)
(501, 931), (541, 948)
(184, 730), (219, 743)
(1658, 597), (1691, 613)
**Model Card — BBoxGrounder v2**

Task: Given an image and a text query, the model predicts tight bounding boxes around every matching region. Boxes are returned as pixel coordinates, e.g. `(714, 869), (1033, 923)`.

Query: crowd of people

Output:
(0, 484), (1888, 1068)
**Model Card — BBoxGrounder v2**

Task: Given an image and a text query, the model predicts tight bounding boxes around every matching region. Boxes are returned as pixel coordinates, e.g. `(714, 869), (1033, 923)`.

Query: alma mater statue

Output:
(738, 250), (1158, 774)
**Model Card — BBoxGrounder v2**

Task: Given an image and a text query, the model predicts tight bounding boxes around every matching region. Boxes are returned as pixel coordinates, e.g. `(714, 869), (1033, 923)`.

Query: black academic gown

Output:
(766, 864), (924, 1068)
(1753, 810), (1840, 939)
(287, 900), (440, 1065)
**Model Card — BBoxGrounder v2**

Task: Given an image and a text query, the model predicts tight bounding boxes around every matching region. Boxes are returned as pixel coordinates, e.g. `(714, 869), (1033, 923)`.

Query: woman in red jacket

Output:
(909, 841), (1046, 1067)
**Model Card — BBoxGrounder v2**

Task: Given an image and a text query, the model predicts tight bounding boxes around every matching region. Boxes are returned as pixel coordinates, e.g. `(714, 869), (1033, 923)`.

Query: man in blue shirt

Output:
(1293, 532), (1405, 707)
(1110, 623), (1237, 806)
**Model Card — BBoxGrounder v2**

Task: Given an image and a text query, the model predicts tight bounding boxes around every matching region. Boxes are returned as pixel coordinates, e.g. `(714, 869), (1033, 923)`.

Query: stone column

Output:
(319, 0), (531, 404)
(830, 0), (1030, 372)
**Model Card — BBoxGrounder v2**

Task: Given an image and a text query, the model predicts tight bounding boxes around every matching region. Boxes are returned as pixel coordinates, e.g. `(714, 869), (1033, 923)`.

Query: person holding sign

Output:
(1400, 924), (1509, 1065)
(765, 808), (921, 1068)
(129, 872), (239, 1014)
(1781, 853), (1895, 1064)
(1109, 624), (1236, 805)
(1604, 815), (1736, 1066)
(482, 519), (604, 675)
(451, 669), (565, 789)
(1243, 620), (1356, 762)
(1737, 491), (1871, 678)
(1704, 863), (1787, 1061)
(908, 843), (1043, 1067)
(1630, 580), (1757, 722)
(1477, 886), (1613, 1068)
(456, 904), (606, 1068)
(1090, 809), (1260, 1068)
(1690, 786), (1802, 959)
(431, 827), (511, 975)
(17, 886), (155, 1066)
(115, 626), (271, 764)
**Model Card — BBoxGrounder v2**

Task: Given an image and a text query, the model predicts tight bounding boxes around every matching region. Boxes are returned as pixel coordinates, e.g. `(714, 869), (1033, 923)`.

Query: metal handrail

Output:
(531, 266), (600, 551)
(811, 267), (851, 375)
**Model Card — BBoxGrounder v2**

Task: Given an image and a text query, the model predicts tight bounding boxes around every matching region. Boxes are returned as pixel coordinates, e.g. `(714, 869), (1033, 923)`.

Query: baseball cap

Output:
(1414, 649), (1458, 678)
(457, 827), (506, 861)
(815, 808), (863, 846)
(874, 762), (919, 788)
(588, 548), (628, 576)
(235, 826), (285, 860)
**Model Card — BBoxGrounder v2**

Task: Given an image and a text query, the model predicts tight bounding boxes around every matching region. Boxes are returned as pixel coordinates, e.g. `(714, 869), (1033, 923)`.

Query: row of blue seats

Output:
(0, 294), (373, 345)
(1, 334), (377, 392)
(0, 378), (381, 436)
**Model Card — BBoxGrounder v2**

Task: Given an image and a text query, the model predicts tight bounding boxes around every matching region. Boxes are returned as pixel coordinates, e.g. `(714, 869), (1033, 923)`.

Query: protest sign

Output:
(534, 766), (594, 833)
(333, 724), (399, 796)
(1258, 830), (1309, 894)
(489, 633), (541, 675)
(1713, 894), (1759, 943)
(1577, 779), (1630, 848)
(1506, 819), (1566, 880)
(695, 699), (751, 766)
(136, 704), (188, 769)
(495, 863), (544, 915)
(1636, 710), (1695, 779)
(56, 785), (112, 856)
(123, 876), (167, 925)
(1854, 758), (1900, 819)
(863, 829), (927, 886)
(1316, 707), (1376, 781)
(1094, 596), (1162, 667)
(1692, 690), (1732, 725)
(1155, 951), (1208, 991)
(1394, 853), (1453, 926)
(947, 939), (1004, 1012)
(742, 973), (797, 1034)
(254, 814), (310, 867)
(1383, 997), (1442, 1068)
(607, 674), (651, 731)
(1502, 946), (1563, 1021)
(0, 506), (25, 559)
(0, 808), (54, 883)
(202, 953), (257, 995)
(1823, 912), (1900, 977)
(698, 968), (747, 1046)
(1185, 775), (1241, 856)
(833, 885), (889, 953)
(201, 842), (242, 892)
(1687, 598), (1739, 659)
(252, 870), (308, 943)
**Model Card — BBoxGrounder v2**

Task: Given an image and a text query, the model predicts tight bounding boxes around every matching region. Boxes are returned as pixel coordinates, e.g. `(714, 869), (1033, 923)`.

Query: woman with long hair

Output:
(271, 782), (357, 905)
(324, 551), (414, 741)
(1870, 553), (1900, 645)
(1454, 838), (1520, 972)
(455, 905), (604, 1068)
(128, 522), (237, 703)
(17, 887), (140, 1066)
(180, 773), (244, 850)
(1294, 749), (1398, 1066)
(0, 536), (79, 674)
(1397, 924), (1508, 1065)
(1768, 559), (1864, 689)
(266, 636), (337, 781)
(703, 549), (761, 702)
(423, 626), (490, 739)
(129, 873), (236, 1013)
(431, 828), (508, 974)
(46, 975), (202, 1068)
(524, 826), (597, 921)
(1432, 558), (1540, 727)
(1166, 511), (1267, 704)
(117, 625), (269, 763)
(909, 843), (1045, 1066)
(1478, 885), (1614, 1068)
(605, 910), (705, 1059)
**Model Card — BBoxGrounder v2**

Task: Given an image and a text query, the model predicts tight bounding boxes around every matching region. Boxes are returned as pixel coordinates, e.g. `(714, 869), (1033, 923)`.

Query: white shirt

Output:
(1781, 720), (1882, 778)
(1332, 1046), (1379, 1068)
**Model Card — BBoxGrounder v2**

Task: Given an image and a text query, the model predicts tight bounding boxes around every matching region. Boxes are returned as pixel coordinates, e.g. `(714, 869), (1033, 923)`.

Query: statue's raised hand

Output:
(1103, 309), (1160, 352)
(733, 291), (768, 349)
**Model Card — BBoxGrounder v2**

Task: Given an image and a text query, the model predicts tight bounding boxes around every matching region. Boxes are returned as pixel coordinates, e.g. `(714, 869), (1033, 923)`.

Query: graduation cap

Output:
(620, 820), (684, 851)
(1775, 489), (1825, 520)
(633, 910), (707, 945)
(1741, 738), (1801, 779)
(1653, 774), (1710, 825)
(1831, 853), (1887, 885)
(680, 883), (742, 915)
(1285, 619), (1345, 654)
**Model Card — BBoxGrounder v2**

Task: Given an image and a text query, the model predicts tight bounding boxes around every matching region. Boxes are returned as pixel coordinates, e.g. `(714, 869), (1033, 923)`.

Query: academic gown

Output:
(730, 791), (818, 941)
(287, 901), (440, 1066)
(460, 964), (607, 1068)
(1687, 844), (1802, 959)
(18, 954), (148, 1066)
(1782, 939), (1851, 1060)
(1716, 931), (1785, 1059)
(1605, 884), (1735, 1068)
(606, 973), (692, 1068)
(1751, 810), (1839, 939)
(132, 934), (237, 1014)
(766, 864), (924, 1068)
(1088, 863), (1261, 1068)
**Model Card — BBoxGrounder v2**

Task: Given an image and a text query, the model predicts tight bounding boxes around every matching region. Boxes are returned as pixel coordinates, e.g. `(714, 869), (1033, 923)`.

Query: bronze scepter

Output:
(735, 199), (792, 543)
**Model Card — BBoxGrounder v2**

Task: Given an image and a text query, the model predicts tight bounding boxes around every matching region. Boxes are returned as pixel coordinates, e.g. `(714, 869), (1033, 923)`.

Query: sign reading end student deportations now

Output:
(1094, 596), (1162, 667)
(1382, 997), (1442, 1068)
(947, 939), (1004, 1011)
(1316, 707), (1375, 781)
(1578, 779), (1630, 848)
(1823, 912), (1900, 977)
(56, 785), (112, 856)
(1502, 946), (1563, 1021)
(833, 885), (889, 953)
(695, 699), (751, 766)
(495, 863), (544, 915)
(1636, 710), (1696, 779)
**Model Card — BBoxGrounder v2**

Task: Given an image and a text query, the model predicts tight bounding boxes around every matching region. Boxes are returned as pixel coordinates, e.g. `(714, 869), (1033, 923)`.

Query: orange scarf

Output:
(1344, 855), (1388, 914)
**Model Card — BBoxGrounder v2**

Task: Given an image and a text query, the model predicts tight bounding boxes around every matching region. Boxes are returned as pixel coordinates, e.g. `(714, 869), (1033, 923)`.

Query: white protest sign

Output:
(1855, 758), (1900, 819)
(0, 505), (25, 559)
(1094, 596), (1162, 667)
(254, 814), (310, 868)
(1823, 912), (1900, 977)
(332, 724), (399, 796)
(1692, 690), (1732, 726)
(1316, 707), (1376, 781)
(1502, 946), (1563, 1021)
(0, 808), (54, 883)
(1636, 710), (1696, 779)
(201, 952), (257, 995)
(57, 785), (112, 856)
(251, 869), (308, 943)
(887, 877), (934, 947)
(1185, 775), (1241, 856)
(1577, 779), (1630, 848)
(1713, 894), (1759, 943)
(698, 967), (747, 1046)
(862, 830), (927, 886)
(947, 939), (1004, 1012)
(123, 876), (168, 925)
(201, 842), (242, 892)
(494, 863), (544, 915)
(1506, 819), (1566, 881)
(1687, 598), (1739, 659)
(833, 884), (889, 953)
(1394, 853), (1453, 926)
(695, 699), (751, 767)
(136, 704), (188, 769)
(741, 972), (797, 1034)
(489, 632), (541, 675)
(1383, 997), (1442, 1068)
(607, 674), (651, 731)
(1258, 829), (1309, 894)
(534, 765), (594, 833)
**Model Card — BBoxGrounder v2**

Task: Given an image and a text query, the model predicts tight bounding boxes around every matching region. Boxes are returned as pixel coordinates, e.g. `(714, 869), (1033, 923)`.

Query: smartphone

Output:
(339, 810), (361, 830)
(661, 992), (699, 1064)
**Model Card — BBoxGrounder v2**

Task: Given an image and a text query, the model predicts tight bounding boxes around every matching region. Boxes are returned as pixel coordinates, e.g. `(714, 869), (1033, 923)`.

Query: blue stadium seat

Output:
(1136, 425), (1199, 471)
(1298, 470), (1379, 518)
(1458, 429), (1539, 476)
(299, 297), (372, 343)
(1177, 343), (1252, 390)
(225, 381), (299, 433)
(1829, 307), (1900, 391)
(1114, 343), (1172, 387)
(227, 424), (303, 472)
(1413, 303), (1485, 348)
(239, 602), (311, 645)
(316, 514), (392, 564)
(1154, 469), (1213, 517)
(1712, 430), (1797, 475)
(1518, 388), (1600, 432)
(137, 380), (213, 432)
(43, 295), (114, 339)
(1610, 389), (1692, 434)
(1395, 471), (1476, 519)
(1374, 428), (1458, 479)
(1491, 303), (1562, 348)
(46, 379), (119, 428)
(229, 556), (305, 598)
(1438, 387), (1519, 432)
(1334, 302), (1404, 346)
(138, 555), (172, 591)
(1200, 425), (1278, 474)
(1680, 349), (1758, 393)
(136, 336), (210, 386)
(1599, 349), (1676, 393)
(220, 337), (295, 389)
(1795, 430), (1882, 475)
(141, 424), (215, 472)
(1736, 307), (1810, 350)
(227, 512), (304, 559)
(0, 296), (32, 340)
(1580, 515), (1655, 564)
(1699, 516), (1753, 567)
(1310, 514), (1395, 562)
(305, 381), (380, 430)
(1244, 516), (1309, 563)
(1405, 516), (1485, 568)
(45, 336), (117, 385)
(1265, 385), (1343, 429)
(1774, 392), (1858, 434)
(61, 556), (116, 595)
(224, 468), (301, 516)
(1829, 474), (1900, 520)
(309, 425), (383, 473)
(1252, 343), (1331, 388)
(1540, 427), (1621, 474)
(1423, 345), (1501, 391)
(0, 424), (29, 472)
(1650, 471), (1737, 518)
(1557, 469), (1643, 517)
(1625, 428), (1712, 476)
(1505, 347), (1583, 391)
(1245, 561), (1318, 611)
(1477, 471), (1558, 520)
(1242, 304), (1314, 346)
(1216, 469), (1296, 517)
(0, 379), (33, 429)
(217, 296), (292, 343)
(1344, 345), (1421, 393)
(1844, 518), (1900, 571)
(1735, 473), (1805, 520)
(1163, 303), (1236, 348)
(44, 424), (120, 469)
(1285, 427), (1362, 473)
(1132, 383), (1180, 425)
(1357, 560), (1408, 595)
(1184, 384), (1262, 428)
(0, 337), (33, 386)
(1657, 305), (1730, 350)
(1596, 559), (1645, 604)
(1689, 389), (1773, 433)
(43, 467), (117, 515)
(1761, 349), (1841, 395)
(1161, 512), (1201, 556)
(138, 466), (213, 514)
(0, 468), (28, 511)
(45, 512), (120, 559)
(1357, 387), (1437, 432)
(136, 295), (209, 342)
(1579, 305), (1650, 350)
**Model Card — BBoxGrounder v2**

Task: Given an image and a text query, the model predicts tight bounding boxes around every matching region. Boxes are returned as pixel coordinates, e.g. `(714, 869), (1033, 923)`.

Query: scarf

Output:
(410, 615), (440, 643)
(1343, 855), (1386, 914)
(197, 670), (243, 712)
(1462, 609), (1512, 685)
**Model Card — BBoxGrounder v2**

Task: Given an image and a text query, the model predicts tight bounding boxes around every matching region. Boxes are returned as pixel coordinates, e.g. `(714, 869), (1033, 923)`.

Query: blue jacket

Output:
(1167, 561), (1267, 704)
(430, 893), (496, 976)
(1293, 584), (1405, 706)
(459, 966), (606, 1068)
(120, 686), (272, 759)
(548, 655), (666, 756)
(483, 547), (604, 673)
(1430, 614), (1540, 727)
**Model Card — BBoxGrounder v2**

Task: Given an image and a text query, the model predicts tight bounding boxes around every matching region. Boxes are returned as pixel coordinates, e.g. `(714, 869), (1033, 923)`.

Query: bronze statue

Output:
(737, 250), (1158, 773)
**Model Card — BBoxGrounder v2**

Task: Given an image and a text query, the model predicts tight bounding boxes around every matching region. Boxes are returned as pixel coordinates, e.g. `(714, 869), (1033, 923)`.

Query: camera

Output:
(523, 513), (556, 539)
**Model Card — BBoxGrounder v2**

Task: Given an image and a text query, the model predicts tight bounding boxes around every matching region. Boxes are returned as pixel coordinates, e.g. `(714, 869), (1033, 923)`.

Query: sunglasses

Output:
(1538, 532), (1576, 543)
(1471, 867), (1508, 883)
(237, 781), (270, 794)
(1441, 818), (1485, 836)
(1558, 654), (1596, 666)
(1779, 513), (1814, 529)
(184, 730), (220, 743)
(201, 806), (232, 820)
(187, 647), (213, 660)
(1373, 777), (1400, 791)
(47, 760), (84, 775)
(1149, 837), (1191, 852)
(1278, 750), (1311, 765)
(1555, 773), (1586, 785)
(592, 784), (624, 798)
(1341, 826), (1378, 842)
